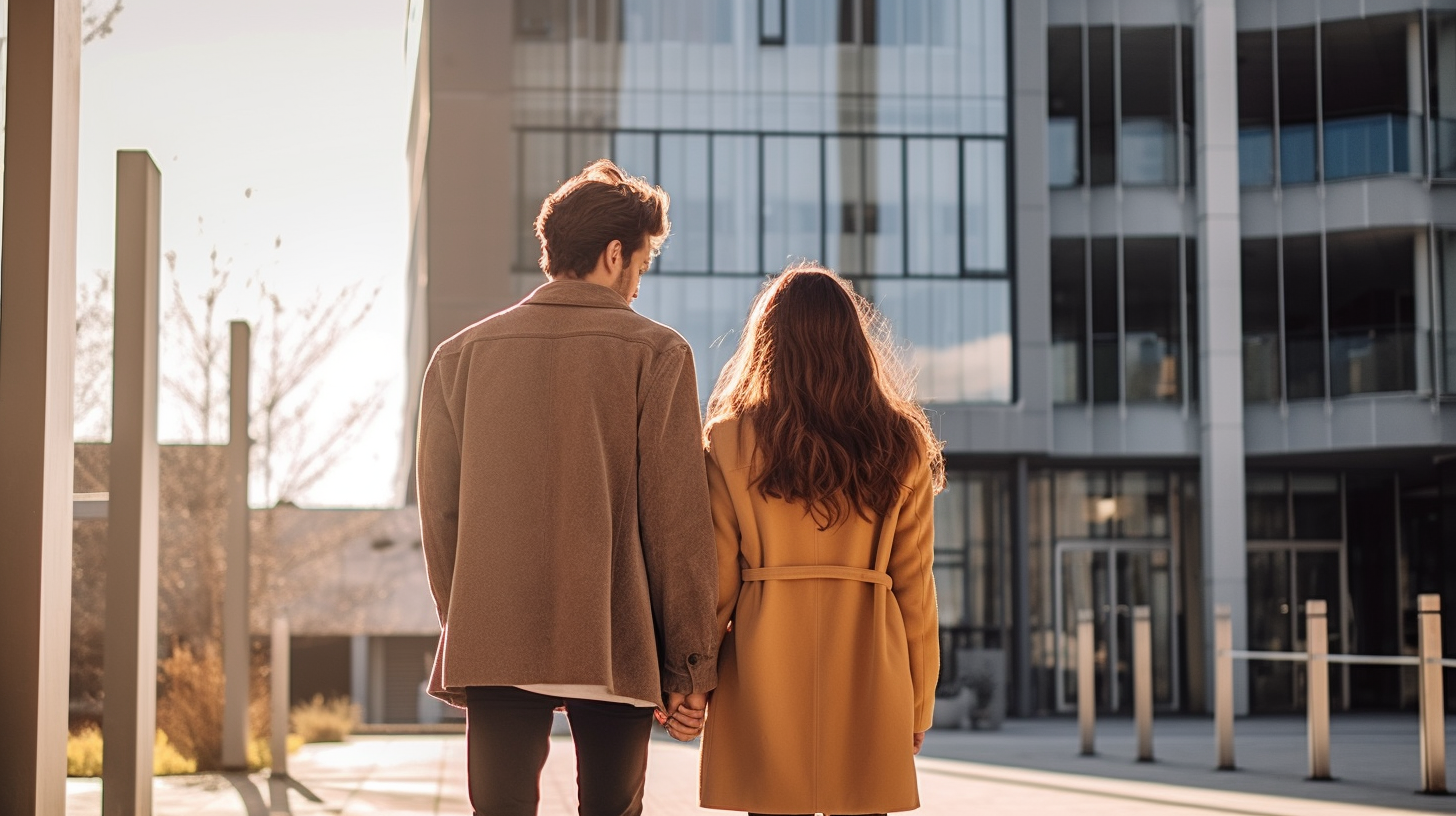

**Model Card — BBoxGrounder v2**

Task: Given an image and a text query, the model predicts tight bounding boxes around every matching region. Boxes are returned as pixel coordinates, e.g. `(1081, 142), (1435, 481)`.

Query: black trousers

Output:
(465, 686), (654, 816)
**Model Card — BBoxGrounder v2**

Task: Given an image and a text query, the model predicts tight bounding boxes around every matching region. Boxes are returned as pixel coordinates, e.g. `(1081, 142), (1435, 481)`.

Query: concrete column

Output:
(1193, 0), (1249, 715)
(0, 0), (81, 812)
(103, 150), (162, 816)
(1011, 0), (1053, 426)
(1409, 20), (1426, 175)
(222, 321), (252, 769)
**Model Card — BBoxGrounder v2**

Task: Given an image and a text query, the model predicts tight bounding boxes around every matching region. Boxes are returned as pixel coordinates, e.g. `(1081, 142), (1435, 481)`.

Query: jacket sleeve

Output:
(887, 456), (939, 732)
(638, 343), (719, 695)
(416, 356), (461, 627)
(705, 441), (742, 644)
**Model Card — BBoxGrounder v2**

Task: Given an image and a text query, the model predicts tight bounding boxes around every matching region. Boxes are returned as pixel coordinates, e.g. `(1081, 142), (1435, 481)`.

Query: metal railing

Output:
(1215, 595), (1455, 793)
(1075, 595), (1454, 796)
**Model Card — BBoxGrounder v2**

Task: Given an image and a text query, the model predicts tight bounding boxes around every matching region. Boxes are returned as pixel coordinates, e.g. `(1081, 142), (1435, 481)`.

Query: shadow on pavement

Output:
(220, 772), (270, 816)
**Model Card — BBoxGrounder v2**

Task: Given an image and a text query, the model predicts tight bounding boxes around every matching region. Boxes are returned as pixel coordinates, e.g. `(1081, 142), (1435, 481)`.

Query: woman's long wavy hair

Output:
(705, 263), (946, 529)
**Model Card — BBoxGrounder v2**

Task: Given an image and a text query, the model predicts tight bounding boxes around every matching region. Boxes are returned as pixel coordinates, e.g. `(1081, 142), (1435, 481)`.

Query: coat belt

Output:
(740, 566), (892, 588)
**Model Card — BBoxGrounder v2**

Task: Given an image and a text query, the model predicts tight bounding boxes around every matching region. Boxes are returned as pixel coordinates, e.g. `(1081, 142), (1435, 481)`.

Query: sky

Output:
(75, 0), (411, 507)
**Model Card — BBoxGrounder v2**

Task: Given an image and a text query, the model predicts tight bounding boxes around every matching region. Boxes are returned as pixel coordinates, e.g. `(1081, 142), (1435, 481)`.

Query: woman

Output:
(693, 264), (944, 816)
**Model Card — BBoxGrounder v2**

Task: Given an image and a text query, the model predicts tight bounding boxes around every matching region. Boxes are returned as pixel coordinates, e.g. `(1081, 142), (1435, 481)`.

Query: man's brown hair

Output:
(533, 159), (670, 280)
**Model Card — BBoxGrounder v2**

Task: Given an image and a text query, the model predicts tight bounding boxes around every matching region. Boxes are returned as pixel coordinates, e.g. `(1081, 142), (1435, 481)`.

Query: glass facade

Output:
(1237, 16), (1424, 187)
(1240, 230), (1423, 402)
(1046, 25), (1193, 189)
(513, 0), (1011, 404)
(1050, 237), (1194, 405)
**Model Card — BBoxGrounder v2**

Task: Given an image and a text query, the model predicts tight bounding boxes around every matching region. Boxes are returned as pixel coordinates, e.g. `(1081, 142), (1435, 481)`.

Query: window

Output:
(1051, 239), (1087, 403)
(1047, 27), (1084, 187)
(1120, 28), (1178, 186)
(1122, 238), (1181, 402)
(1277, 27), (1318, 184)
(906, 138), (959, 275)
(657, 135), (710, 273)
(1090, 238), (1119, 403)
(1241, 239), (1281, 402)
(760, 0), (785, 44)
(1087, 27), (1116, 186)
(1325, 231), (1416, 396)
(762, 135), (823, 271)
(1237, 31), (1275, 186)
(1282, 236), (1325, 399)
(712, 135), (760, 274)
(963, 139), (1007, 272)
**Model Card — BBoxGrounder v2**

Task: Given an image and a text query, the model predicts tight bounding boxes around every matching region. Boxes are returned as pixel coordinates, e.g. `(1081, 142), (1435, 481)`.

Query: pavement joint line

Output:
(912, 758), (1447, 816)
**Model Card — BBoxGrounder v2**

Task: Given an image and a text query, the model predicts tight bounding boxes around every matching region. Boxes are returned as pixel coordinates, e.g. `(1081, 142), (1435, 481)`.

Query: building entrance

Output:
(1246, 542), (1349, 712)
(1055, 541), (1179, 713)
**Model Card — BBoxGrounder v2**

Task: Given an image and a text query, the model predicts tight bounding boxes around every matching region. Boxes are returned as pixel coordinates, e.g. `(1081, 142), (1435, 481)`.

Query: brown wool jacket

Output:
(416, 279), (719, 708)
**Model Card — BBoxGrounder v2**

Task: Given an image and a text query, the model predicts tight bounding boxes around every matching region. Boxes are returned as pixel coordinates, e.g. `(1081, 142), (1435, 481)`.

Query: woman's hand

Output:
(912, 731), (925, 755)
(659, 692), (708, 741)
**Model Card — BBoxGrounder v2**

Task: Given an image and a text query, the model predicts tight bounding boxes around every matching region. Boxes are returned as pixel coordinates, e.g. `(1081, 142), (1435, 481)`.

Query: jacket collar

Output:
(521, 279), (632, 311)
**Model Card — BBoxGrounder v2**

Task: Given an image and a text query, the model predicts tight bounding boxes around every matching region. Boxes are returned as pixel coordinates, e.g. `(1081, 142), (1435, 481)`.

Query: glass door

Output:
(1246, 542), (1349, 712)
(1056, 541), (1179, 713)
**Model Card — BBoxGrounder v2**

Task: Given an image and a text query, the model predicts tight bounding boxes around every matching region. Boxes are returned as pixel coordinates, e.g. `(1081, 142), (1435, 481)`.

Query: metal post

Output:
(1418, 594), (1446, 794)
(222, 321), (252, 769)
(0, 0), (82, 811)
(103, 150), (162, 816)
(1134, 605), (1154, 762)
(1214, 604), (1235, 770)
(1306, 599), (1331, 781)
(1078, 609), (1096, 755)
(271, 617), (290, 778)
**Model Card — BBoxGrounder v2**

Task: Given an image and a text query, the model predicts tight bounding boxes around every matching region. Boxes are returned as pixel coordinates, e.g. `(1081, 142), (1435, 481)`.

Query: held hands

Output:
(657, 692), (708, 741)
(912, 731), (925, 755)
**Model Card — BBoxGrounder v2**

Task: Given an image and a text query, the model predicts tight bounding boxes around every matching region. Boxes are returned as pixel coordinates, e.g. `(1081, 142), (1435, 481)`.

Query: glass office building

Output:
(406, 0), (1456, 717)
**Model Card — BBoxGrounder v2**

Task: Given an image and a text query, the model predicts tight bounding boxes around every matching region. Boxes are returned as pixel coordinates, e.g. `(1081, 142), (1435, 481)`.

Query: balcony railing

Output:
(1239, 114), (1423, 186)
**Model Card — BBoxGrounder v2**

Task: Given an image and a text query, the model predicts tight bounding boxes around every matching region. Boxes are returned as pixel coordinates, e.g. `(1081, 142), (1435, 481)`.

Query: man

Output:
(416, 160), (718, 816)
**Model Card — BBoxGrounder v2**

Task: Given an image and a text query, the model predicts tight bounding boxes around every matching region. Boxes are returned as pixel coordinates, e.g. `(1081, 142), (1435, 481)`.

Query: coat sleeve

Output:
(416, 356), (461, 627)
(638, 343), (719, 695)
(886, 456), (939, 733)
(705, 440), (742, 644)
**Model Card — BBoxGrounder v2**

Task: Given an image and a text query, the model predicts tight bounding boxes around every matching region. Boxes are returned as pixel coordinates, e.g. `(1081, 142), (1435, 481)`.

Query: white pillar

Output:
(103, 150), (162, 816)
(350, 635), (369, 722)
(270, 617), (290, 778)
(1194, 0), (1249, 715)
(0, 0), (81, 812)
(222, 321), (252, 769)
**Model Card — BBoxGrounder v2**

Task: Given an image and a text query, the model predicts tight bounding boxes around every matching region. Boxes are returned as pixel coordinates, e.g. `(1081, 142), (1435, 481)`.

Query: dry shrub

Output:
(291, 695), (359, 743)
(65, 727), (198, 777)
(156, 640), (272, 771)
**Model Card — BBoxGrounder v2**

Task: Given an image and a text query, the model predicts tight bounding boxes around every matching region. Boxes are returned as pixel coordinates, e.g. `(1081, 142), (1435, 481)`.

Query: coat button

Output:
(688, 654), (699, 666)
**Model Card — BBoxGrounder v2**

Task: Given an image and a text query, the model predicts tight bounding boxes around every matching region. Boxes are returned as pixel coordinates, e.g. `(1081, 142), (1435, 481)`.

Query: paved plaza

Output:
(65, 716), (1456, 815)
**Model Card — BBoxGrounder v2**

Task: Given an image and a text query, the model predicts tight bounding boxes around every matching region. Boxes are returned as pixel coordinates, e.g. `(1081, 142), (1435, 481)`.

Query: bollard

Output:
(271, 617), (290, 778)
(1418, 594), (1446, 794)
(1306, 599), (1331, 780)
(1214, 604), (1235, 770)
(1134, 605), (1154, 762)
(1078, 609), (1096, 756)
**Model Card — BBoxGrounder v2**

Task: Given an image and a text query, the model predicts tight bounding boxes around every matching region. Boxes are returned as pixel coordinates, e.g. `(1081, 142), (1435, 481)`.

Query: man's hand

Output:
(912, 731), (925, 755)
(659, 691), (708, 741)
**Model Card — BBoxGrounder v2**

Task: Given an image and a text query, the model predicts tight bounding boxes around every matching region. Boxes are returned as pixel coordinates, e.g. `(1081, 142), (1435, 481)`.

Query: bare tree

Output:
(82, 0), (126, 45)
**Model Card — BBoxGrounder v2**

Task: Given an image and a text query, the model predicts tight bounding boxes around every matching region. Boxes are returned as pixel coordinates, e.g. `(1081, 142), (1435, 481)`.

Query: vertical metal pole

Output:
(103, 150), (162, 816)
(1418, 594), (1447, 794)
(1134, 605), (1154, 762)
(1215, 604), (1236, 770)
(1306, 599), (1331, 780)
(1013, 457), (1032, 717)
(1078, 609), (1096, 755)
(271, 617), (290, 778)
(222, 321), (252, 770)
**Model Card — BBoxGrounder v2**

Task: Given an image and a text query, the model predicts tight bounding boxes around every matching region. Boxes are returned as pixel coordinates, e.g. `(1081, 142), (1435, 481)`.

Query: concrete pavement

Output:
(65, 715), (1456, 815)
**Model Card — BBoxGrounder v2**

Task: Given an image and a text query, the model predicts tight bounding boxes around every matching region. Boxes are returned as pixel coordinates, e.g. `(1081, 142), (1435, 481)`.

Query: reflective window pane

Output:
(1241, 239), (1281, 402)
(518, 131), (568, 269)
(1291, 474), (1341, 540)
(657, 134), (710, 273)
(1051, 239), (1087, 403)
(712, 135), (760, 274)
(1277, 27), (1318, 184)
(1088, 26), (1116, 185)
(906, 138), (958, 275)
(1090, 238), (1119, 403)
(1246, 472), (1289, 539)
(1123, 238), (1181, 402)
(762, 136), (822, 271)
(872, 277), (1011, 403)
(612, 131), (656, 180)
(825, 136), (865, 275)
(1047, 26), (1083, 187)
(866, 137), (904, 275)
(1283, 236), (1325, 399)
(1326, 231), (1416, 396)
(963, 139), (1006, 273)
(1120, 27), (1177, 186)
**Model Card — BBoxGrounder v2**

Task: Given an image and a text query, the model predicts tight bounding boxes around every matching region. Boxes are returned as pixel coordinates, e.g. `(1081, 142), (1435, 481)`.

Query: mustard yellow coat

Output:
(699, 418), (939, 815)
